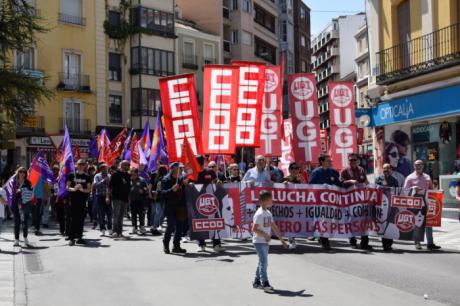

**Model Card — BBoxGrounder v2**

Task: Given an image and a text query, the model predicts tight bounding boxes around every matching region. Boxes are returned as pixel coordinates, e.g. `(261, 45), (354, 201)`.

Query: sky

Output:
(302, 0), (365, 37)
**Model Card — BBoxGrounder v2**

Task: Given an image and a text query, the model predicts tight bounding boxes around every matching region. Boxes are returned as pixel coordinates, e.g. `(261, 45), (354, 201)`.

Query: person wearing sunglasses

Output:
(404, 160), (441, 251)
(384, 142), (405, 187)
(227, 164), (241, 182)
(283, 162), (302, 249)
(340, 153), (371, 250)
(13, 167), (34, 247)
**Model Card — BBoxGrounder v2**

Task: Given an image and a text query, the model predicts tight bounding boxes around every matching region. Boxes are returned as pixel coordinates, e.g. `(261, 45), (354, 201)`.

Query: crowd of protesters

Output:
(0, 153), (458, 254)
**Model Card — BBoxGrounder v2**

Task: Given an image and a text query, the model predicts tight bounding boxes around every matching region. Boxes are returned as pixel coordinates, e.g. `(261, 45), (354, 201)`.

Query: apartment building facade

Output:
(293, 0), (311, 73)
(14, 0), (98, 165)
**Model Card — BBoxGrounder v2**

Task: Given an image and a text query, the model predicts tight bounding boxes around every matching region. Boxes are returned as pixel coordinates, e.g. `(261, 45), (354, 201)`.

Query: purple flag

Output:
(2, 174), (18, 208)
(88, 136), (99, 159)
(122, 130), (133, 161)
(28, 150), (56, 187)
(148, 111), (168, 172)
(57, 126), (75, 198)
(138, 142), (148, 166)
(139, 121), (151, 157)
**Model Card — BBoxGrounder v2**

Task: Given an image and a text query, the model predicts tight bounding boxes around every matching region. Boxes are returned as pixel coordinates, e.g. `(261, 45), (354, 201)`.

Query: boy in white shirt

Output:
(252, 191), (288, 293)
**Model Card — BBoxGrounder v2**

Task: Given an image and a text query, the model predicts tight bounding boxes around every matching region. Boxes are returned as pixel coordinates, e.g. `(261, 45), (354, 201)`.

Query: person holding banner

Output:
(161, 162), (187, 254)
(242, 156), (272, 187)
(375, 163), (400, 251)
(404, 160), (441, 250)
(340, 153), (371, 250)
(93, 163), (111, 237)
(283, 162), (302, 249)
(13, 167), (34, 247)
(308, 154), (341, 250)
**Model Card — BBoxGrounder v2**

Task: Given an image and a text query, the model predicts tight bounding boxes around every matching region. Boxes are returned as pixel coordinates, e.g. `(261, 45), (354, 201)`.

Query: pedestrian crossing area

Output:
(433, 218), (460, 251)
(0, 232), (16, 306)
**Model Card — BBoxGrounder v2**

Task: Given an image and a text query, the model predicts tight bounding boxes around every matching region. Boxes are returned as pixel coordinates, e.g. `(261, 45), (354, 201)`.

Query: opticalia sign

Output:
(256, 66), (283, 157)
(159, 74), (203, 161)
(328, 82), (357, 170)
(288, 73), (321, 165)
(202, 65), (239, 154)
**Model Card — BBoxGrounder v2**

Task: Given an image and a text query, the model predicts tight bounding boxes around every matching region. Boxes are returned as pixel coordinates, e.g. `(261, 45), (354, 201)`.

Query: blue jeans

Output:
(150, 202), (164, 229)
(425, 227), (434, 245)
(254, 243), (269, 283)
(97, 196), (112, 231)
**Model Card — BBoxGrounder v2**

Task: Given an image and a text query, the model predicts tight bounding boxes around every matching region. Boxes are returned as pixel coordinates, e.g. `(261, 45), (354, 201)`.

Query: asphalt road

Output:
(8, 221), (460, 306)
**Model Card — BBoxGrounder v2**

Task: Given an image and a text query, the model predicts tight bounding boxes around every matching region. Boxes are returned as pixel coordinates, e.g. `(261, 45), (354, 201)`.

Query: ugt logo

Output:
(196, 193), (219, 216)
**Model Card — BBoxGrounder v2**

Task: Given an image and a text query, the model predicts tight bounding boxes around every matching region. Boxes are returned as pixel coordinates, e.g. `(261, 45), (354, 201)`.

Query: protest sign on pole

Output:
(159, 74), (203, 161)
(328, 82), (357, 171)
(255, 66), (283, 157)
(202, 65), (239, 155)
(288, 73), (321, 165)
(279, 119), (294, 176)
(231, 60), (266, 147)
(426, 191), (443, 227)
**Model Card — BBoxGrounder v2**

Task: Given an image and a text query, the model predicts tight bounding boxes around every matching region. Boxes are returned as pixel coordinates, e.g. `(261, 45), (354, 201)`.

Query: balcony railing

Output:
(59, 13), (86, 26)
(223, 6), (230, 19)
(16, 116), (45, 136)
(223, 40), (231, 52)
(204, 57), (216, 65)
(376, 22), (460, 85)
(182, 54), (198, 70)
(57, 73), (91, 92)
(60, 118), (91, 135)
(131, 109), (158, 117)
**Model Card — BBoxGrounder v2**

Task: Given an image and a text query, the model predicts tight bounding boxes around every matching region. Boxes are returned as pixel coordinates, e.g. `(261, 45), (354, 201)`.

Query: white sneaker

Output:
(197, 245), (206, 252)
(111, 232), (119, 238)
(289, 240), (297, 249)
(24, 237), (30, 246)
(181, 237), (189, 243)
(13, 240), (20, 247)
(140, 227), (146, 234)
(108, 230), (113, 236)
(101, 230), (106, 236)
(213, 245), (224, 253)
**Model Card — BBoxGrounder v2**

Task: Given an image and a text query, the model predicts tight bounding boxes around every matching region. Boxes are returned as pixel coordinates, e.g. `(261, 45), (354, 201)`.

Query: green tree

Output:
(0, 0), (54, 136)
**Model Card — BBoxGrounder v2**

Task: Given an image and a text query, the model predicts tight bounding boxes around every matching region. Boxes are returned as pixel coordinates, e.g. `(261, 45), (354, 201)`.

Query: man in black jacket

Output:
(161, 162), (187, 254)
(108, 160), (131, 238)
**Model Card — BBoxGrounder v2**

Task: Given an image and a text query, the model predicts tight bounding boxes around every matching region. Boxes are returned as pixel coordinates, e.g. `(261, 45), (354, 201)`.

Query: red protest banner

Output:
(255, 66), (283, 157)
(426, 191), (443, 227)
(288, 73), (321, 165)
(231, 60), (266, 147)
(328, 82), (357, 171)
(202, 65), (239, 155)
(159, 74), (203, 161)
(279, 119), (294, 176)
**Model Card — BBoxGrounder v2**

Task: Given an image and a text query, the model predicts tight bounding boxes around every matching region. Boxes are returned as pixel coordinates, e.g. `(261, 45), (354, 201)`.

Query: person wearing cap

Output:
(242, 155), (272, 187)
(66, 159), (92, 246)
(340, 153), (371, 250)
(129, 168), (148, 235)
(283, 162), (302, 249)
(161, 162), (187, 254)
(108, 160), (131, 238)
(93, 163), (111, 236)
(309, 154), (341, 250)
(375, 163), (399, 251)
(404, 160), (441, 250)
(148, 165), (168, 236)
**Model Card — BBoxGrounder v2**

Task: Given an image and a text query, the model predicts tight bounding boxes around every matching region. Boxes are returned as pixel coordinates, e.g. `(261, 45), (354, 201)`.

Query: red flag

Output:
(231, 60), (266, 147)
(427, 191), (443, 227)
(202, 65), (239, 155)
(106, 127), (128, 165)
(181, 138), (200, 181)
(255, 66), (283, 157)
(130, 133), (139, 168)
(98, 130), (111, 164)
(328, 81), (357, 170)
(74, 144), (81, 161)
(159, 74), (203, 161)
(288, 73), (321, 165)
(279, 119), (294, 176)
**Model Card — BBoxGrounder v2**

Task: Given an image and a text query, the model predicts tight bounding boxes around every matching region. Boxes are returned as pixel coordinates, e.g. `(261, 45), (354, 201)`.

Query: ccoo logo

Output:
(290, 77), (314, 100)
(331, 84), (352, 107)
(196, 193), (219, 216)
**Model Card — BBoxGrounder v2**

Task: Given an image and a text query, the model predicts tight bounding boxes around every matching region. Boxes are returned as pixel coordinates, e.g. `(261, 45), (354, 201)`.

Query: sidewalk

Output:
(433, 218), (460, 251)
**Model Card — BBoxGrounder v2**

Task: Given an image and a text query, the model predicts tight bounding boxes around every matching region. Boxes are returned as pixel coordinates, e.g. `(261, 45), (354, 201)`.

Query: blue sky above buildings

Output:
(302, 0), (365, 36)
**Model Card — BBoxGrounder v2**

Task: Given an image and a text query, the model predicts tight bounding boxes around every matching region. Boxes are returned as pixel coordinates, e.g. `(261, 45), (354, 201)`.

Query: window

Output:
(63, 52), (81, 87)
(301, 35), (306, 47)
(302, 61), (306, 72)
(108, 10), (121, 26)
(109, 53), (121, 81)
(231, 0), (238, 10)
(287, 51), (294, 73)
(254, 4), (275, 33)
(64, 99), (82, 131)
(254, 36), (276, 64)
(242, 31), (252, 46)
(109, 95), (122, 123)
(132, 7), (174, 36)
(60, 0), (84, 25)
(131, 88), (161, 117)
(183, 41), (195, 64)
(280, 21), (287, 42)
(16, 48), (34, 70)
(131, 47), (174, 76)
(280, 0), (286, 13)
(242, 0), (251, 12)
(232, 30), (239, 44)
(203, 44), (214, 63)
(300, 7), (305, 19)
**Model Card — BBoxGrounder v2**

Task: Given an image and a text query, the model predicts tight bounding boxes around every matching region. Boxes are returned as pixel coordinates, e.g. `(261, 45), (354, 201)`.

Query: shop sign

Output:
(412, 124), (435, 143)
(28, 136), (52, 146)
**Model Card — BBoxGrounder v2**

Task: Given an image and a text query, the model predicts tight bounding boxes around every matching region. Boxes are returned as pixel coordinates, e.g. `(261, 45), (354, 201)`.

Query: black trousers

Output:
(68, 200), (86, 241)
(31, 199), (43, 232)
(56, 201), (67, 234)
(382, 238), (393, 249)
(130, 200), (145, 228)
(163, 210), (185, 248)
(350, 236), (369, 247)
(12, 203), (30, 240)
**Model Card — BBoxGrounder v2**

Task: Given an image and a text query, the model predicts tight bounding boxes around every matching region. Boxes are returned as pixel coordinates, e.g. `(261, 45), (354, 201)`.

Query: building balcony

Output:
(182, 55), (198, 70)
(312, 30), (338, 55)
(204, 57), (217, 65)
(57, 73), (91, 92)
(320, 119), (330, 129)
(16, 116), (45, 136)
(223, 40), (231, 53)
(59, 118), (92, 136)
(58, 13), (86, 26)
(131, 109), (158, 117)
(12, 67), (44, 85)
(316, 64), (338, 83)
(317, 86), (329, 99)
(376, 22), (460, 85)
(223, 6), (230, 19)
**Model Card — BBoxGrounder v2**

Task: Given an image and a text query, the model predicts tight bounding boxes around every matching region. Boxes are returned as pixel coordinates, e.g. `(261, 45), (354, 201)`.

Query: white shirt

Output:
(243, 167), (272, 187)
(252, 207), (273, 244)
